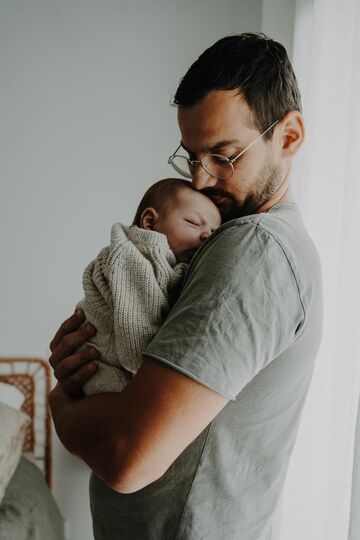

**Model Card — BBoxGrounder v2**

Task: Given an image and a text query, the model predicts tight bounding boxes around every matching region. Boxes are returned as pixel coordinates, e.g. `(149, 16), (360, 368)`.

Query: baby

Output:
(76, 177), (221, 395)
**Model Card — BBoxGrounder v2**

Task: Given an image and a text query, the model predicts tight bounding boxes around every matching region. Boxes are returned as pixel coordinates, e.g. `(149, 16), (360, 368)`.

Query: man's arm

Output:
(48, 311), (229, 494)
(49, 223), (303, 494)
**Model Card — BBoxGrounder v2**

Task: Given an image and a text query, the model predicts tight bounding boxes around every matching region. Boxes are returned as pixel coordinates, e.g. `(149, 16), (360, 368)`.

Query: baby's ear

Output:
(140, 207), (159, 230)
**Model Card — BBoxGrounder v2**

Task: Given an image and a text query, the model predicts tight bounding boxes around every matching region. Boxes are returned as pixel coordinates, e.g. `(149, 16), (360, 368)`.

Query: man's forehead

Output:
(180, 138), (242, 154)
(177, 90), (254, 151)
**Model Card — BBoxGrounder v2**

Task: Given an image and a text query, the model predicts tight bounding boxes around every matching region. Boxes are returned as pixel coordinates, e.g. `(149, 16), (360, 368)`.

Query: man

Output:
(48, 33), (323, 539)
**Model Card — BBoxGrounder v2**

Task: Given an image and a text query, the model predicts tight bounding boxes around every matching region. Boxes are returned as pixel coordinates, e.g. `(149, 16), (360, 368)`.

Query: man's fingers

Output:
(60, 362), (98, 396)
(53, 348), (99, 383)
(48, 310), (100, 397)
(49, 323), (97, 370)
(49, 309), (86, 353)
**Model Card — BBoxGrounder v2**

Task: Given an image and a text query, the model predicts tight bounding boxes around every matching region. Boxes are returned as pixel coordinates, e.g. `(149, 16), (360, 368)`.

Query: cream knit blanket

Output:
(77, 223), (187, 395)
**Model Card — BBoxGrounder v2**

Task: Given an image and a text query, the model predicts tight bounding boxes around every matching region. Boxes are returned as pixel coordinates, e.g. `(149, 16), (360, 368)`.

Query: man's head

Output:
(133, 178), (221, 263)
(171, 33), (304, 220)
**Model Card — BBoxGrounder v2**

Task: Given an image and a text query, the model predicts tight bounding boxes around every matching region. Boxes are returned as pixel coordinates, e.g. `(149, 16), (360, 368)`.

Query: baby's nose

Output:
(200, 229), (211, 242)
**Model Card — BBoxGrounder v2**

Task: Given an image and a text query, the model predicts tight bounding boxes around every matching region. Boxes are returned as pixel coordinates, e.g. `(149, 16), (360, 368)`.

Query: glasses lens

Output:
(169, 156), (193, 179)
(201, 154), (233, 179)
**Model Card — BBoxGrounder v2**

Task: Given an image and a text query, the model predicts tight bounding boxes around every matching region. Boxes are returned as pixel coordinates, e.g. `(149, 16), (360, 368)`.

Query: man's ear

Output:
(279, 110), (305, 158)
(140, 207), (159, 230)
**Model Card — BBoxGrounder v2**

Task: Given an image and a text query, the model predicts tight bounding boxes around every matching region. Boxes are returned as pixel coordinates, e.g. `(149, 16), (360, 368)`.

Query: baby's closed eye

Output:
(184, 218), (201, 226)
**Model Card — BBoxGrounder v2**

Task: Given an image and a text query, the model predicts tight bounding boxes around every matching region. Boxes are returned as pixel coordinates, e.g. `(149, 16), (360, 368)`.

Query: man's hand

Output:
(49, 309), (99, 397)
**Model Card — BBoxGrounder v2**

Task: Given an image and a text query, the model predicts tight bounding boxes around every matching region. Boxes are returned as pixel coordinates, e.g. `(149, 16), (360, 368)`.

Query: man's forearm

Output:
(48, 388), (129, 490)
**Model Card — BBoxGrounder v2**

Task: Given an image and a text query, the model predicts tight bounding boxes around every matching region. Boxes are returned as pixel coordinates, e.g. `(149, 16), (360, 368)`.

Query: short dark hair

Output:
(132, 177), (193, 227)
(173, 32), (302, 140)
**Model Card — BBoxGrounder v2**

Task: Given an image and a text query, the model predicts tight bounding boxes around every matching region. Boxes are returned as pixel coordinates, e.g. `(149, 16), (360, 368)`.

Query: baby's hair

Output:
(132, 177), (193, 227)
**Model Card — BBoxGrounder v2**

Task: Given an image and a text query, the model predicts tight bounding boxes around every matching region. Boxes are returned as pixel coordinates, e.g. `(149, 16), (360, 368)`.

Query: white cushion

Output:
(0, 382), (25, 410)
(0, 403), (30, 504)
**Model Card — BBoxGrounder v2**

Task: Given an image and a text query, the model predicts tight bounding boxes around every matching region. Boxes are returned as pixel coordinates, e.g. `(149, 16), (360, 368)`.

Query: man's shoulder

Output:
(191, 204), (292, 263)
(187, 202), (321, 319)
(197, 202), (318, 264)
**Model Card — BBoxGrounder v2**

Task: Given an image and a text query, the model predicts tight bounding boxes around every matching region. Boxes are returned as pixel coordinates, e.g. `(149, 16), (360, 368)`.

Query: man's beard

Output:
(202, 156), (284, 222)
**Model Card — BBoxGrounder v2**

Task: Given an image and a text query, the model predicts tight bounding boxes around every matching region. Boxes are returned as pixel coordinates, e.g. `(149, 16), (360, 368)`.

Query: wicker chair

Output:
(0, 357), (52, 488)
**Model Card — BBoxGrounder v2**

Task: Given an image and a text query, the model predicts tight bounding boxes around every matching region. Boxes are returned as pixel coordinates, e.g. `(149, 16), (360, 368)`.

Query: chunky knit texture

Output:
(77, 223), (187, 395)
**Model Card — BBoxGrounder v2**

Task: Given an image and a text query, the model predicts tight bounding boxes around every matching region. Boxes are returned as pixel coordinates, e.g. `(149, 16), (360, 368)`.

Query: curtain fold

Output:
(273, 1), (360, 539)
(348, 394), (360, 539)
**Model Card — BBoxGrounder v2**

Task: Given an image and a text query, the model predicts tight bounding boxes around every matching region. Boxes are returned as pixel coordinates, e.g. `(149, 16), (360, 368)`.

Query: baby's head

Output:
(133, 178), (221, 263)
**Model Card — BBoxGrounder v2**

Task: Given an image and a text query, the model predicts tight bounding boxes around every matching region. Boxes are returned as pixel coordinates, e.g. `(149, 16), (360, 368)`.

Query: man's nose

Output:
(191, 164), (217, 190)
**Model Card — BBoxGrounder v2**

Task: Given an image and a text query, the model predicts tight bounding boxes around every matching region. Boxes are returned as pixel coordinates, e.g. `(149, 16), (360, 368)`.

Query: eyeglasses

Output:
(168, 119), (279, 180)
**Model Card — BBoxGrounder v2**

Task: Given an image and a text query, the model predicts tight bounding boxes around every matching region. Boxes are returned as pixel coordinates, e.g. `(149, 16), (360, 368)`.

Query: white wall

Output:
(0, 1), (267, 539)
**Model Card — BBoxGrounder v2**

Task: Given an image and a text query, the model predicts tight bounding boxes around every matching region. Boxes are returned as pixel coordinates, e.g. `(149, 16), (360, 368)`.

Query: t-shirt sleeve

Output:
(144, 222), (305, 401)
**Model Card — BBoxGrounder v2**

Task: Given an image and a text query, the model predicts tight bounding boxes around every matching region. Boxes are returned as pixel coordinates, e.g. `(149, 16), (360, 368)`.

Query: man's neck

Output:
(256, 171), (294, 214)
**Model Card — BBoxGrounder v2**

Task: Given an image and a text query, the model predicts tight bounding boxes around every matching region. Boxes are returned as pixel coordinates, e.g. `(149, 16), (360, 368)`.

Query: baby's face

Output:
(155, 188), (221, 263)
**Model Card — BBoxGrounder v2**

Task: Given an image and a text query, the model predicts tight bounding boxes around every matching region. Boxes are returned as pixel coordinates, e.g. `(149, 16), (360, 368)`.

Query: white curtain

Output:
(273, 1), (360, 539)
(348, 401), (360, 539)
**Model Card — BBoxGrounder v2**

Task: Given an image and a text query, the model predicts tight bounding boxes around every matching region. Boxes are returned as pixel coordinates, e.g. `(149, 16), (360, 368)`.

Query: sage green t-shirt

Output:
(89, 201), (323, 540)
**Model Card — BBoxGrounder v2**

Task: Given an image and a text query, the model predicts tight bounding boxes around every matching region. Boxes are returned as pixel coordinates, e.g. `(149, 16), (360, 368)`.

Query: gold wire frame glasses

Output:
(168, 119), (279, 180)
